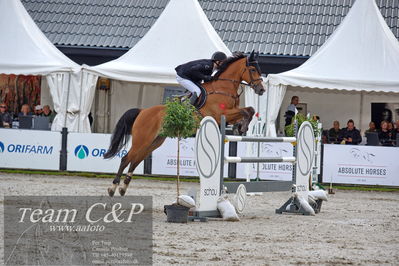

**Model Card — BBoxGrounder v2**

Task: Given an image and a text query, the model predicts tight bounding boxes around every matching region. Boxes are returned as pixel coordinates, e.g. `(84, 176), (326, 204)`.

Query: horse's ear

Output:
(249, 50), (255, 61)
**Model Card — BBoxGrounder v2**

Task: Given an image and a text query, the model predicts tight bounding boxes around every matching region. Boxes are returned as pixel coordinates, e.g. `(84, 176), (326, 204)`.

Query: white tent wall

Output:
(279, 87), (361, 133)
(278, 87), (399, 134)
(109, 82), (164, 131)
(48, 71), (97, 133)
(40, 78), (54, 109)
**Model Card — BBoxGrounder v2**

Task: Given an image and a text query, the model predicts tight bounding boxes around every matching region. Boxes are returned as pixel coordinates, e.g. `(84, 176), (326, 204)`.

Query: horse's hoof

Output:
(119, 187), (126, 196)
(108, 187), (115, 197)
(232, 124), (241, 135)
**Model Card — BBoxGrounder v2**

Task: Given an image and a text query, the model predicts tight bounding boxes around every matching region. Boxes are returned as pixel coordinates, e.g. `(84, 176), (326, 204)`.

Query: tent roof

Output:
(266, 0), (399, 93)
(87, 0), (231, 84)
(0, 0), (79, 75)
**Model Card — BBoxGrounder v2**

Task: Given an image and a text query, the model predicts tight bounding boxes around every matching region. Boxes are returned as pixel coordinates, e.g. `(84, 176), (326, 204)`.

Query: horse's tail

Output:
(104, 108), (141, 159)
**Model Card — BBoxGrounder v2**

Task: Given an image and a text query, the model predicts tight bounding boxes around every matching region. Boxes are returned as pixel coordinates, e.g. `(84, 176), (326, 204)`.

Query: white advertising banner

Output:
(323, 144), (399, 186)
(0, 128), (61, 170)
(152, 138), (197, 176)
(236, 142), (294, 181)
(67, 133), (143, 174)
(151, 137), (230, 177)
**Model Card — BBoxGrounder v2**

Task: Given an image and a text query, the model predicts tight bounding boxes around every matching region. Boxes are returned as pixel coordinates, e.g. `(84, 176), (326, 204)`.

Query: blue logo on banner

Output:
(0, 141), (4, 153)
(74, 145), (89, 159)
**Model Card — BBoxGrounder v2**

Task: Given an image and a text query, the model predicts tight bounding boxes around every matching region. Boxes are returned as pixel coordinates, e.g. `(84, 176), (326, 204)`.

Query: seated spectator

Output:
(42, 105), (56, 123)
(321, 130), (329, 144)
(387, 121), (394, 131)
(364, 121), (377, 134)
(392, 120), (399, 139)
(0, 102), (13, 128)
(378, 121), (394, 146)
(18, 104), (33, 117)
(341, 119), (361, 145)
(34, 105), (43, 116)
(328, 121), (342, 144)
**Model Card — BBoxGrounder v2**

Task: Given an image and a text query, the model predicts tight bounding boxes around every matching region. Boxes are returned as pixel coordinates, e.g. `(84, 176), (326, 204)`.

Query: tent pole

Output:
(64, 72), (72, 128)
(264, 82), (270, 137)
(60, 71), (72, 171)
(77, 71), (84, 132)
(359, 91), (364, 133)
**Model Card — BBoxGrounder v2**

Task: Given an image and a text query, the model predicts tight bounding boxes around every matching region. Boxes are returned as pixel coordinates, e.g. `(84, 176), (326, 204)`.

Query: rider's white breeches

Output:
(176, 75), (201, 96)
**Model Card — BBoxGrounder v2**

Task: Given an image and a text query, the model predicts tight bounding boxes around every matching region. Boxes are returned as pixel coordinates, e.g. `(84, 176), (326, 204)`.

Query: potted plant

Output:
(161, 99), (200, 223)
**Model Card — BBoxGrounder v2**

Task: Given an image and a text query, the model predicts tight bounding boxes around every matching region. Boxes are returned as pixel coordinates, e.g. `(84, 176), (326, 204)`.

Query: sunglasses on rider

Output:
(0, 106), (6, 108)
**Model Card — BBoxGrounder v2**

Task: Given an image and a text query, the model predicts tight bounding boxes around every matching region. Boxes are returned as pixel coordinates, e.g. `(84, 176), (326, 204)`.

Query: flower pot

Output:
(164, 204), (189, 223)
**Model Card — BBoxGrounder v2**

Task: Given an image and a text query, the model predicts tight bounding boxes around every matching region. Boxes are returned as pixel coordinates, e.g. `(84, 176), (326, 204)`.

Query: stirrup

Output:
(189, 94), (198, 105)
(172, 92), (191, 103)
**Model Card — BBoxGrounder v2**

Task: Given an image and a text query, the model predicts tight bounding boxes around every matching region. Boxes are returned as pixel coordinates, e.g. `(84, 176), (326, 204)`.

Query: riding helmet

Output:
(211, 51), (227, 62)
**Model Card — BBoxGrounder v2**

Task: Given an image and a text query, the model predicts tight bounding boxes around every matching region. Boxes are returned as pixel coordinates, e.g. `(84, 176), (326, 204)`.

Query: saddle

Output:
(176, 84), (207, 109)
(193, 84), (207, 109)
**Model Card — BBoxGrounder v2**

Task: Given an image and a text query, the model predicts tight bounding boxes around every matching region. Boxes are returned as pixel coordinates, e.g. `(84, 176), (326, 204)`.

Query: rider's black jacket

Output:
(175, 59), (214, 83)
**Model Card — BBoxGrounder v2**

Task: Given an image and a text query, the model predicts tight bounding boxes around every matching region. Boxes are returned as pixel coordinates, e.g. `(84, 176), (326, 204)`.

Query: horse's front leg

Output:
(224, 107), (255, 135)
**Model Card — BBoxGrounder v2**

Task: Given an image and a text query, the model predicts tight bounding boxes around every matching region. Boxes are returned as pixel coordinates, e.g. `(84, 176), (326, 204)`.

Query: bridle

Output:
(208, 58), (263, 103)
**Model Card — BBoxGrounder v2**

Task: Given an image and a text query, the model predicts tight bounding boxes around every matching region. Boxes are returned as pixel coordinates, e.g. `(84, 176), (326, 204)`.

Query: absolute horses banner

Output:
(323, 144), (399, 186)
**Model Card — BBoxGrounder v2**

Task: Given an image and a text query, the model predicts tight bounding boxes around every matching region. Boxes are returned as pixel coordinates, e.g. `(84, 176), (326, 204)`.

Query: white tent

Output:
(87, 0), (231, 84)
(84, 0), (231, 131)
(0, 0), (96, 132)
(263, 0), (399, 135)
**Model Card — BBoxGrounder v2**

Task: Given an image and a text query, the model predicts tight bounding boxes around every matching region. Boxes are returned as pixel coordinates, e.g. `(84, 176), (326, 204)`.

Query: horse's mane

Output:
(213, 52), (246, 80)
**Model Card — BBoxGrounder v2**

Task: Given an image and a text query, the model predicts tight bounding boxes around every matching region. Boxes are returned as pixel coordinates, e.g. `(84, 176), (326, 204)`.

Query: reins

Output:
(207, 60), (262, 103)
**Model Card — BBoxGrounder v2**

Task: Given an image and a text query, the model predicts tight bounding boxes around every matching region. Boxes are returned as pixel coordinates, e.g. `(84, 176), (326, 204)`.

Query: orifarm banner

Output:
(0, 128), (60, 170)
(67, 133), (144, 174)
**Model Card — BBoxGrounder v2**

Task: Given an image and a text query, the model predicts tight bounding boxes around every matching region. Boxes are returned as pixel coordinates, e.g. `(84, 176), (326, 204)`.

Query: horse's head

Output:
(242, 51), (265, 95)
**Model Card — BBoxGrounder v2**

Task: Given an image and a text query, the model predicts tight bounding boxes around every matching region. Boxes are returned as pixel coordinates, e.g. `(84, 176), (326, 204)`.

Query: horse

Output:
(104, 51), (265, 196)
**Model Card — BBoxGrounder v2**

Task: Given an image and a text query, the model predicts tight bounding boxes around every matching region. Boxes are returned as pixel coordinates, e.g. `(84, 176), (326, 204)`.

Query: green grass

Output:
(0, 169), (198, 182)
(326, 185), (399, 192)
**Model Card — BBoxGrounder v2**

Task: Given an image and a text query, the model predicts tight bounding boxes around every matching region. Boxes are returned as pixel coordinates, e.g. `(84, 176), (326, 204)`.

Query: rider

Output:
(175, 51), (227, 105)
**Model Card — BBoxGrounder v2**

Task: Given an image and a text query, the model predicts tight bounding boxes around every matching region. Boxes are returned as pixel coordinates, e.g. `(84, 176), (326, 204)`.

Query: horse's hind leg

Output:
(119, 136), (166, 196)
(108, 154), (130, 197)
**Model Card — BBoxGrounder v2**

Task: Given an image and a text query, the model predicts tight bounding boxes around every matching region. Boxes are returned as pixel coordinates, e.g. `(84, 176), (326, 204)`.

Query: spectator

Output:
(0, 102), (13, 128)
(341, 119), (361, 145)
(284, 96), (299, 126)
(34, 105), (43, 116)
(387, 121), (394, 131)
(42, 105), (56, 123)
(378, 121), (394, 146)
(392, 120), (399, 140)
(328, 120), (342, 144)
(365, 121), (377, 134)
(18, 104), (33, 117)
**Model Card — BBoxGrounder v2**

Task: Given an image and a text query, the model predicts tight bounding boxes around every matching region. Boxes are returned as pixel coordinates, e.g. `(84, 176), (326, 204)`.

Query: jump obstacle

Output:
(191, 115), (318, 219)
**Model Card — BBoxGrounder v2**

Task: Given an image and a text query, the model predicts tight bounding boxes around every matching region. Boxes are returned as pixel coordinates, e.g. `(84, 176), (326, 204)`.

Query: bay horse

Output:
(104, 51), (265, 196)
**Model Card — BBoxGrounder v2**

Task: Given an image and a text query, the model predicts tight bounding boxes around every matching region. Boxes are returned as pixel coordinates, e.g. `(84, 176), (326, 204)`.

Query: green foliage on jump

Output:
(285, 113), (320, 137)
(160, 99), (200, 139)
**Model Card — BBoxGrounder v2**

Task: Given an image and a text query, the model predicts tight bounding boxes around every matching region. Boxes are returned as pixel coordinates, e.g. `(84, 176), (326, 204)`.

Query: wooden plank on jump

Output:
(225, 135), (296, 143)
(224, 156), (296, 163)
(224, 180), (293, 193)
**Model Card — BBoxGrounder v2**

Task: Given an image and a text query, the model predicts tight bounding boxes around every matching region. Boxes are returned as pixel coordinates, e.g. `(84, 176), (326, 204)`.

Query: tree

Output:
(160, 99), (200, 199)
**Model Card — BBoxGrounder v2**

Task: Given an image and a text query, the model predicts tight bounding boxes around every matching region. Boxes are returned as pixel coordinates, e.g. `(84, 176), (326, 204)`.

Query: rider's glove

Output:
(203, 75), (212, 82)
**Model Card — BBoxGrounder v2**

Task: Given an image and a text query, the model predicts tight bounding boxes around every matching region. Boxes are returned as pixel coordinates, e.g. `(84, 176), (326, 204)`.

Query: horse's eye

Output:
(250, 68), (256, 72)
